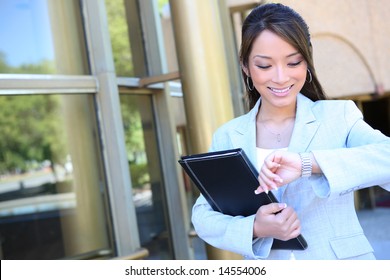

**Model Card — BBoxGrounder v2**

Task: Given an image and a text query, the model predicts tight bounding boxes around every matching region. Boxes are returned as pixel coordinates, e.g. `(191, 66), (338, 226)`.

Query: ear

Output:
(241, 62), (250, 77)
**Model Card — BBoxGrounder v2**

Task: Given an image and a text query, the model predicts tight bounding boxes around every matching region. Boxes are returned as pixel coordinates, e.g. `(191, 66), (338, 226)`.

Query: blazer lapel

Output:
(230, 99), (260, 167)
(228, 94), (320, 168)
(289, 94), (320, 152)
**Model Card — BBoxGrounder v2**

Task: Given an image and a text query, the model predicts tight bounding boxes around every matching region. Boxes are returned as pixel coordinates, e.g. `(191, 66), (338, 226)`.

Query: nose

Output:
(272, 66), (290, 84)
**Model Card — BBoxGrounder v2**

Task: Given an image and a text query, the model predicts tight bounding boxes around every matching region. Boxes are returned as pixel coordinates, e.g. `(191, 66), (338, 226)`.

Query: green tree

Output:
(0, 53), (64, 175)
(104, 0), (169, 77)
(13, 59), (55, 74)
(0, 95), (66, 174)
(105, 0), (133, 76)
(0, 52), (11, 73)
(120, 97), (149, 188)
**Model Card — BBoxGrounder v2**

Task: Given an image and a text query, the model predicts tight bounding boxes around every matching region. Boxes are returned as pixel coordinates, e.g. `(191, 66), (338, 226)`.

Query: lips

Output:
(268, 85), (293, 96)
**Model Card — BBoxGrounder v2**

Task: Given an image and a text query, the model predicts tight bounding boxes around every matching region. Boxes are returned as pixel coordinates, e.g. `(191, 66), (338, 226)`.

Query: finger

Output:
(266, 151), (283, 165)
(290, 218), (301, 232)
(259, 202), (287, 215)
(289, 222), (301, 238)
(285, 212), (299, 229)
(281, 209), (300, 233)
(261, 163), (279, 181)
(260, 166), (282, 188)
(262, 161), (284, 184)
(258, 172), (278, 192)
(263, 159), (281, 174)
(256, 173), (269, 193)
(254, 184), (267, 194)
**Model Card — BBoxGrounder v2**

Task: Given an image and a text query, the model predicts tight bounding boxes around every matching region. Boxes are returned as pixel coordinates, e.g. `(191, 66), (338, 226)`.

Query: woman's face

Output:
(244, 30), (308, 109)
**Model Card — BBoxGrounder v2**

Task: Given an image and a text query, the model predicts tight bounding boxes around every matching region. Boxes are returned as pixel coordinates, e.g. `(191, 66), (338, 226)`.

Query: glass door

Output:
(119, 93), (173, 259)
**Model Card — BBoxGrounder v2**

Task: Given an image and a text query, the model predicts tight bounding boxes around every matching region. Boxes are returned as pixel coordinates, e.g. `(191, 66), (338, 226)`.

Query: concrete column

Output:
(169, 0), (241, 260)
(170, 0), (235, 153)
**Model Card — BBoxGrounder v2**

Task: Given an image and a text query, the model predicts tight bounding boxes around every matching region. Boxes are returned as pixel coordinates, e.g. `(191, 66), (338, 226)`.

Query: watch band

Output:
(299, 152), (312, 177)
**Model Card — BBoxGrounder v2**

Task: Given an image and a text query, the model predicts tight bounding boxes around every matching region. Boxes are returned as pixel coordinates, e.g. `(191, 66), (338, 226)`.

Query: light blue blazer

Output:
(192, 93), (390, 260)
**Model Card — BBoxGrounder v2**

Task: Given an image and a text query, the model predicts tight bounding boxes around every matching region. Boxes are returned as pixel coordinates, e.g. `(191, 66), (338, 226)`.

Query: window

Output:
(0, 0), (112, 260)
(0, 94), (112, 259)
(0, 0), (88, 75)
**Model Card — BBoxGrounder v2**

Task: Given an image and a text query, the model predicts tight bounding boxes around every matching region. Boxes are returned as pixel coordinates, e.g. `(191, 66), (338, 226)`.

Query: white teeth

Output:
(270, 86), (291, 93)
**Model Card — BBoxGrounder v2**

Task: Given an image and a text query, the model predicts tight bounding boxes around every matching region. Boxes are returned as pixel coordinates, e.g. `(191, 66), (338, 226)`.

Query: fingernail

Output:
(279, 203), (287, 209)
(254, 189), (261, 195)
(273, 178), (283, 184)
(265, 189), (269, 194)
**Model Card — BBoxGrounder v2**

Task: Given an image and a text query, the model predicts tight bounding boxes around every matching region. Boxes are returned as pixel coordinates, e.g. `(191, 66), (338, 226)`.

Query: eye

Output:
(256, 65), (271, 69)
(288, 60), (303, 67)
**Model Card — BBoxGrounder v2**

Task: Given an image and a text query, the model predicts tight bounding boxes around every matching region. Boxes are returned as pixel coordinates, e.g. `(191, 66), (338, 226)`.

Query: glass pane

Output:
(0, 94), (111, 259)
(0, 0), (88, 75)
(105, 0), (134, 76)
(120, 94), (173, 259)
(105, 0), (178, 76)
(159, 0), (179, 73)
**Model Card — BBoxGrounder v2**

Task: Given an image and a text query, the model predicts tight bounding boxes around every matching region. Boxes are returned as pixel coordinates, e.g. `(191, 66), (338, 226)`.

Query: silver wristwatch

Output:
(299, 152), (312, 177)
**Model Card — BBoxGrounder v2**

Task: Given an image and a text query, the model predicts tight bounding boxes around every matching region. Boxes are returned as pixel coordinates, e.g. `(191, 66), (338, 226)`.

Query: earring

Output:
(246, 76), (254, 91)
(306, 69), (313, 83)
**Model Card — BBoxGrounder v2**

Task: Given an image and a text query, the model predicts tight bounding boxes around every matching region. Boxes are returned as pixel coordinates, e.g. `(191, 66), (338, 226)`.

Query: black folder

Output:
(179, 148), (307, 250)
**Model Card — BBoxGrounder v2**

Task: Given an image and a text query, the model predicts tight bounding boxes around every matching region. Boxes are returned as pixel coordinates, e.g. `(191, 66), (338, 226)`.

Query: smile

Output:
(268, 85), (294, 97)
(268, 85), (293, 93)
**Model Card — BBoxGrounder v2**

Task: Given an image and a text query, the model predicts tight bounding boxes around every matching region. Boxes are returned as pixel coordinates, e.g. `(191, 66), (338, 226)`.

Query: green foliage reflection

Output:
(0, 95), (66, 175)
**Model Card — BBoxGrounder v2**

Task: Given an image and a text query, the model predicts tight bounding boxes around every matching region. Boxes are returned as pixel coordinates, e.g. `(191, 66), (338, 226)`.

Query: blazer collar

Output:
(230, 99), (259, 164)
(289, 94), (320, 152)
(230, 94), (320, 164)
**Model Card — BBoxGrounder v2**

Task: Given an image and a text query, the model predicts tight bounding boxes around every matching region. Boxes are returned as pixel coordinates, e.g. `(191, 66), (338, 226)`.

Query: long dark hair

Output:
(240, 3), (327, 109)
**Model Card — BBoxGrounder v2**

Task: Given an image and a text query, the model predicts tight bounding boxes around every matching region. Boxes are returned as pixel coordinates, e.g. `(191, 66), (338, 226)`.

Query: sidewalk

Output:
(357, 207), (390, 260)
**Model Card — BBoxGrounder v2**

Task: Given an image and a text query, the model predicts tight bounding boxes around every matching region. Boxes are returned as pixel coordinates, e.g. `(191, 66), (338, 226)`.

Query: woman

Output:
(191, 3), (390, 260)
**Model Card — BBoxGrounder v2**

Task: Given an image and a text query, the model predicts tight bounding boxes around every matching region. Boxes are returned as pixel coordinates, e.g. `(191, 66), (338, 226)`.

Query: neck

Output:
(257, 102), (296, 123)
(255, 101), (296, 147)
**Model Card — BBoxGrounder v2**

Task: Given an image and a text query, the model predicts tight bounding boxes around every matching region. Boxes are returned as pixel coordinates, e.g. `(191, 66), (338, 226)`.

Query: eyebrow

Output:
(253, 52), (301, 59)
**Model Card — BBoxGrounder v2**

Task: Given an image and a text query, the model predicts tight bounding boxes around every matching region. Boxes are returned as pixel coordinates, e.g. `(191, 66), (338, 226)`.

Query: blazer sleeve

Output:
(311, 100), (390, 199)
(192, 194), (273, 259)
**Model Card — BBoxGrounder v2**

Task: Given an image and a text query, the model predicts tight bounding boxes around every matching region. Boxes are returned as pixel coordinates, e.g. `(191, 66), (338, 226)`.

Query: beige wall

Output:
(275, 0), (390, 98)
(165, 0), (390, 99)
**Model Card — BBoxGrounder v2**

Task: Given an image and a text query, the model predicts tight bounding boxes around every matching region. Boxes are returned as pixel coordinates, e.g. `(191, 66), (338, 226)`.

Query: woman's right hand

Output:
(256, 150), (302, 194)
(253, 202), (301, 241)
